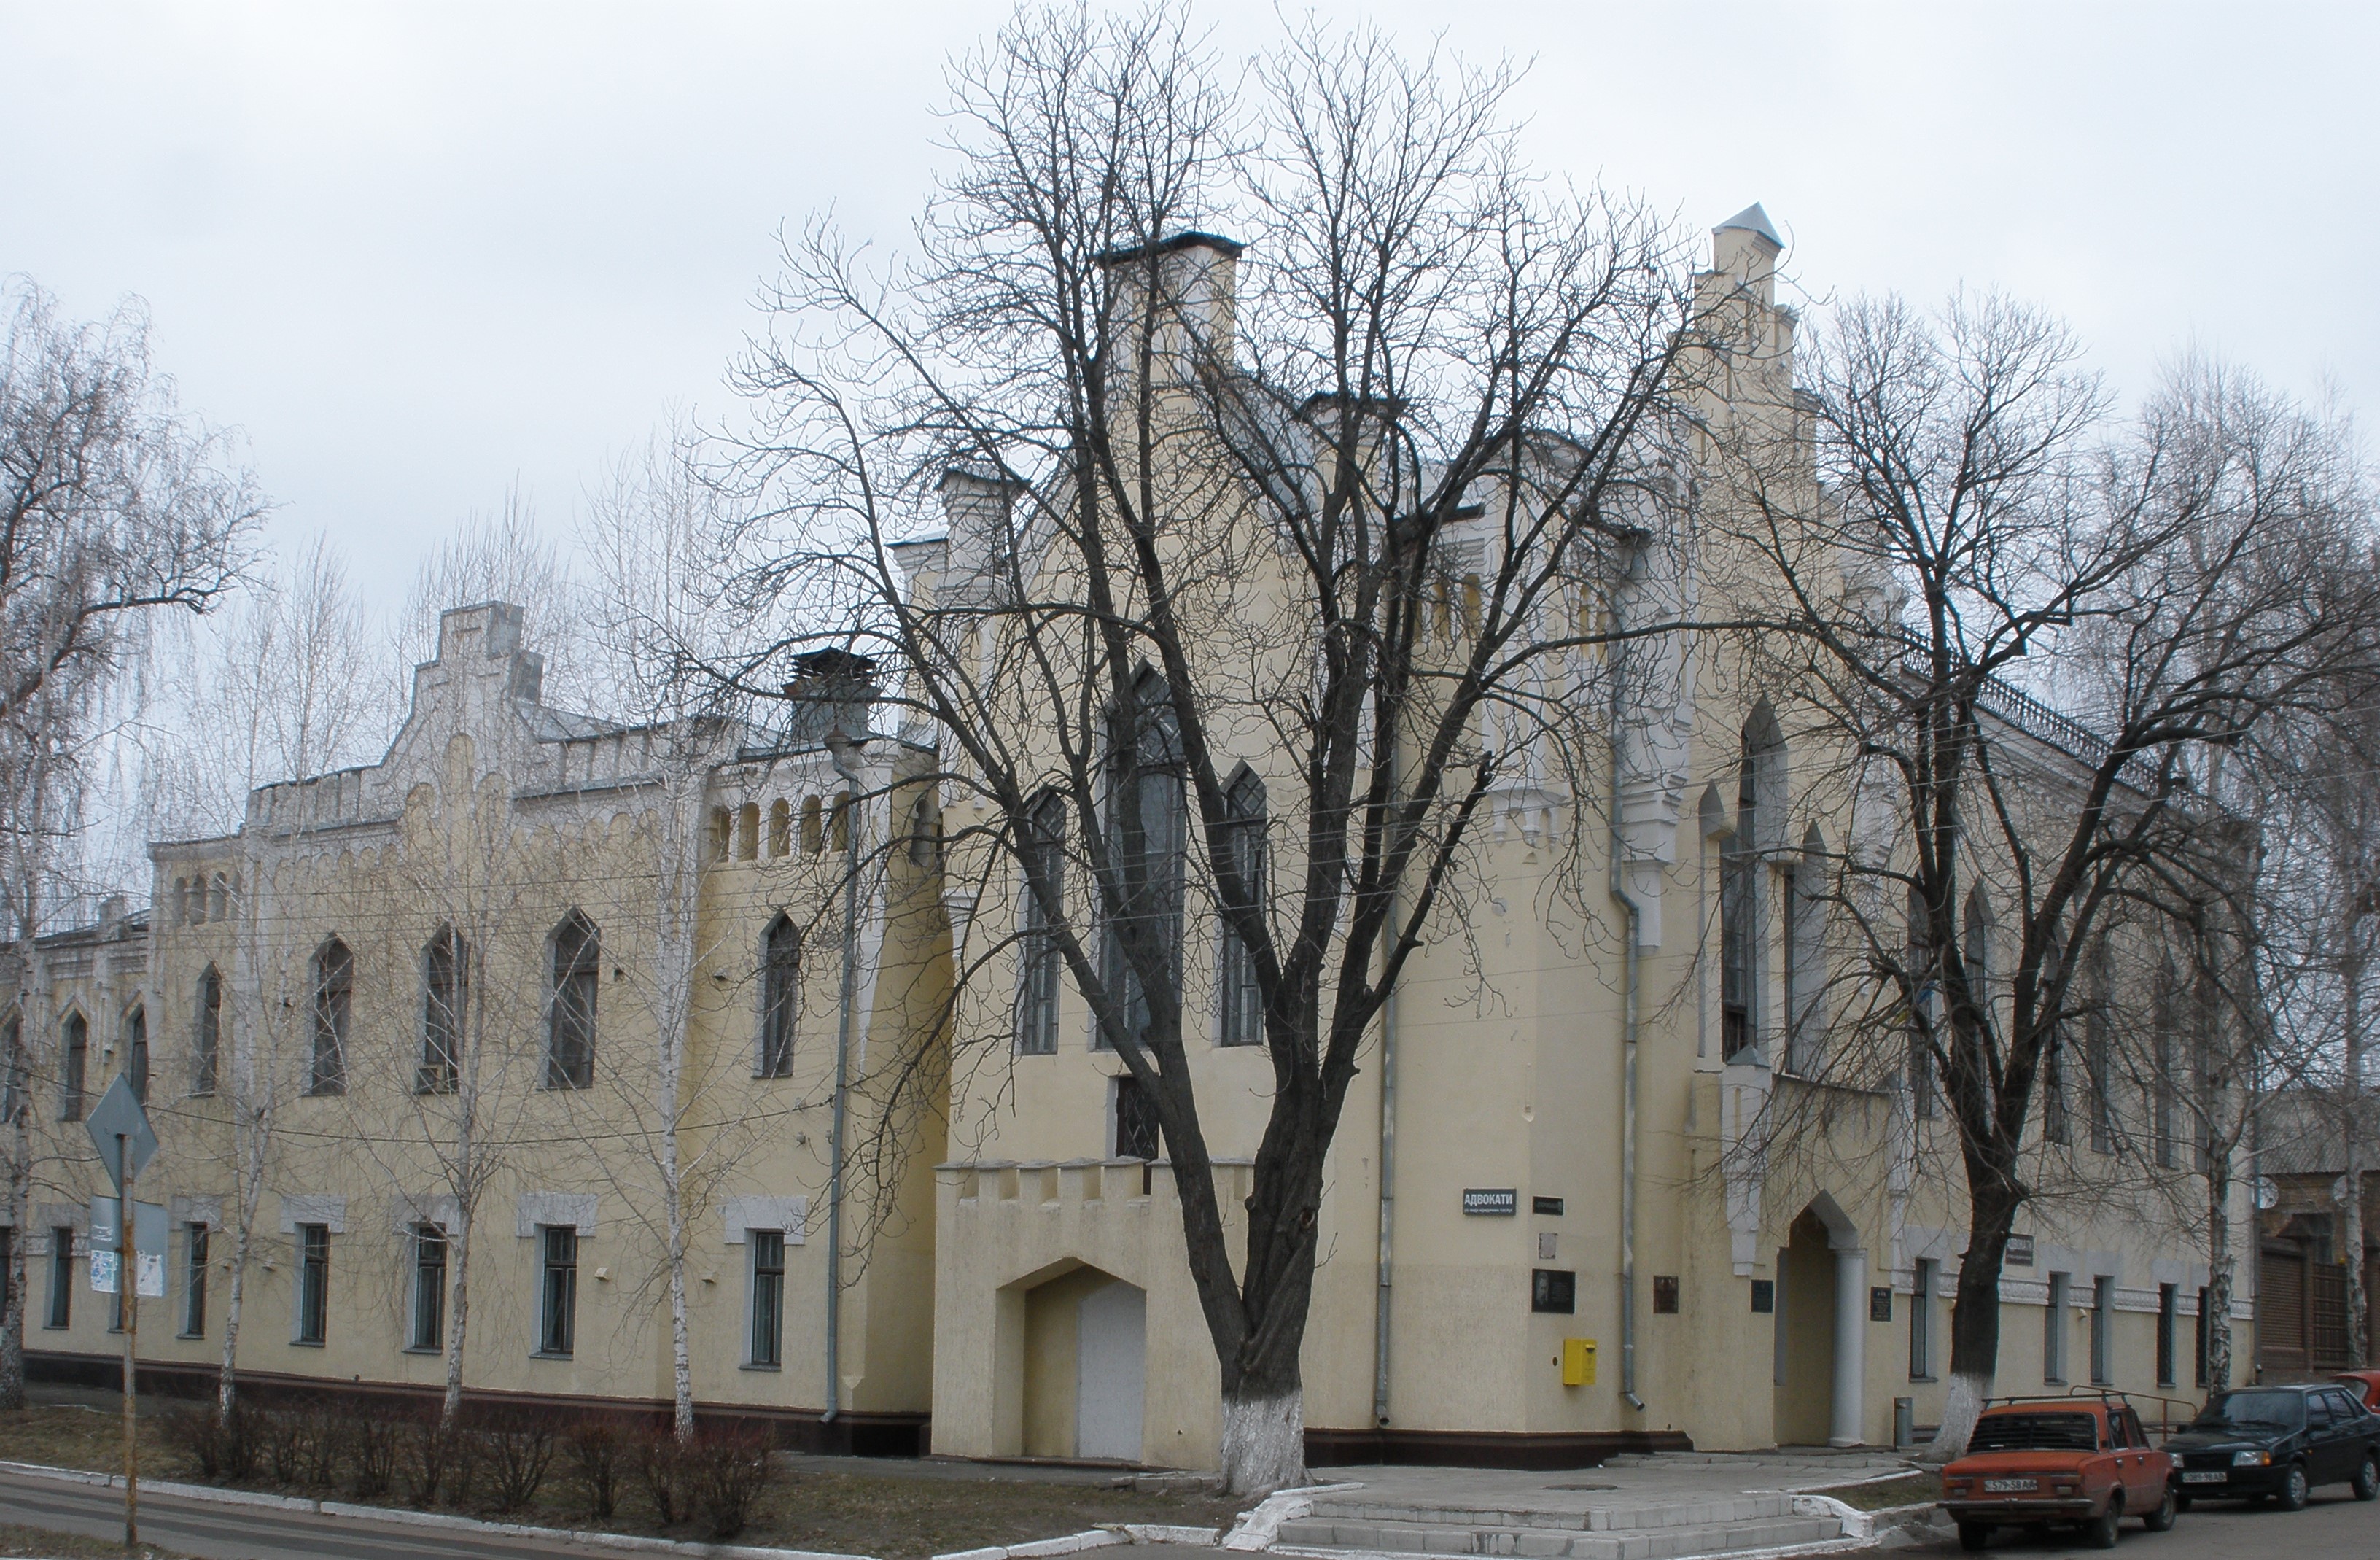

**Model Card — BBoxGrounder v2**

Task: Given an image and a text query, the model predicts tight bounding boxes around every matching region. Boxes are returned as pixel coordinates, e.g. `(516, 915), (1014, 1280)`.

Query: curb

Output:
(0, 1456), (873, 1560)
(936, 1530), (1129, 1560)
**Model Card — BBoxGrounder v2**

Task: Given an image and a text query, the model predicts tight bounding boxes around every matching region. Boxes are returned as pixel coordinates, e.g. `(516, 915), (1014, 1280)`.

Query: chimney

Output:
(782, 649), (880, 747)
(937, 466), (1026, 580)
(1097, 230), (1245, 370)
(1711, 203), (1783, 303)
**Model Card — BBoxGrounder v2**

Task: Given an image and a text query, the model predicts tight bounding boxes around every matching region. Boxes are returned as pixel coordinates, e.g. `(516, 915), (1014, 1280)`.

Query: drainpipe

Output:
(822, 733), (866, 1429)
(1374, 733), (1401, 1433)
(1606, 554), (1647, 1414)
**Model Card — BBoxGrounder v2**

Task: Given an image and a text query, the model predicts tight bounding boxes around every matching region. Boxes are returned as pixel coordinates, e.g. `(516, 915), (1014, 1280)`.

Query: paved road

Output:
(0, 1469), (631, 1560)
(1897, 1488), (2380, 1557)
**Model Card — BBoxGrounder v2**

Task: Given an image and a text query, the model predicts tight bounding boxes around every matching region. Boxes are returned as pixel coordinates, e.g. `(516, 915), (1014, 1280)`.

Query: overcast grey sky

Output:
(4, 1), (2373, 606)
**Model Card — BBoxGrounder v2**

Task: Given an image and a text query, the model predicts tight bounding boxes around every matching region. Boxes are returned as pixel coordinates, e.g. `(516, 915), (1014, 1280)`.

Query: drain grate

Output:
(1544, 1483), (1619, 1491)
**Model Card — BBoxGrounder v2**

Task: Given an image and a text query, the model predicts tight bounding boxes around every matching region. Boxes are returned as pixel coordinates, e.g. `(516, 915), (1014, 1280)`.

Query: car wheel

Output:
(2356, 1452), (2380, 1502)
(1957, 1520), (1991, 1552)
(2144, 1483), (2178, 1532)
(2085, 1494), (2123, 1549)
(2276, 1462), (2310, 1512)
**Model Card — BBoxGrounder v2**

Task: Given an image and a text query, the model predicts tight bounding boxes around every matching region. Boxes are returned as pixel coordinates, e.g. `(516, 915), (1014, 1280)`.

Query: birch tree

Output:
(0, 279), (261, 1409)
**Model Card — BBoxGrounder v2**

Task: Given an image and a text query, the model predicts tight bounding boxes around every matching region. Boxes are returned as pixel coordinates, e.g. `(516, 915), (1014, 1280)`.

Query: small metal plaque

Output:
(2005, 1234), (2035, 1266)
(1870, 1286), (1894, 1322)
(1652, 1275), (1679, 1314)
(1750, 1279), (1775, 1313)
(1531, 1195), (1565, 1216)
(1463, 1188), (1518, 1216)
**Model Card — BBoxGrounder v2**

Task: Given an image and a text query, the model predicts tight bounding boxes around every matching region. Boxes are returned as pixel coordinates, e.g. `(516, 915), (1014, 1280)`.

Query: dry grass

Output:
(0, 1524), (195, 1560)
(0, 1404), (1250, 1560)
(1803, 1470), (1941, 1511)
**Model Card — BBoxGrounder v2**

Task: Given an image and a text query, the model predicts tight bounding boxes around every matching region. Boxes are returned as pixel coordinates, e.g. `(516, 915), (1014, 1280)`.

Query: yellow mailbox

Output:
(1561, 1337), (1596, 1386)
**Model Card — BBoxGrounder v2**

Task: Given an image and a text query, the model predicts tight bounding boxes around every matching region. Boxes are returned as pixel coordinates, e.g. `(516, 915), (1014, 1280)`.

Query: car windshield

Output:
(1970, 1412), (2099, 1452)
(2193, 1390), (2305, 1430)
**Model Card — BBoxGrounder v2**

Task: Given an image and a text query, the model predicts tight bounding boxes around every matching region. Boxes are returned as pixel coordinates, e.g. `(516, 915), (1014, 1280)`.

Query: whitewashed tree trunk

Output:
(2346, 954), (2368, 1369)
(1220, 1389), (1305, 1497)
(1933, 1372), (1991, 1464)
(443, 1202), (473, 1427)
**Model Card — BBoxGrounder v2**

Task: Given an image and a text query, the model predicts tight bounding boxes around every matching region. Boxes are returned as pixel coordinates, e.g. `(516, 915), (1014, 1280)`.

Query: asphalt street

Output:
(1897, 1488), (2380, 1557)
(0, 1468), (636, 1559)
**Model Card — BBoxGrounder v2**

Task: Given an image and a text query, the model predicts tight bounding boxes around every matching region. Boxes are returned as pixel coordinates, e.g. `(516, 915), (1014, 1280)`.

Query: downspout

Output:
(1373, 730), (1401, 1432)
(1606, 554), (1647, 1413)
(823, 734), (866, 1427)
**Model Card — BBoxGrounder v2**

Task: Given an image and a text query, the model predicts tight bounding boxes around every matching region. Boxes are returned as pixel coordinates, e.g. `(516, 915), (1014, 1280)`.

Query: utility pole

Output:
(119, 1130), (136, 1547)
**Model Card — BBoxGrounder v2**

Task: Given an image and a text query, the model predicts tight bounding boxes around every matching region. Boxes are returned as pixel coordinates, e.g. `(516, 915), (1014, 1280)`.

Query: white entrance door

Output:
(1076, 1279), (1146, 1461)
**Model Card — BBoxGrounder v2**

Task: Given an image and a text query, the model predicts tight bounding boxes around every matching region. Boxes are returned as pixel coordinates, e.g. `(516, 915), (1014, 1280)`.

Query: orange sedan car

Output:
(1939, 1397), (2177, 1551)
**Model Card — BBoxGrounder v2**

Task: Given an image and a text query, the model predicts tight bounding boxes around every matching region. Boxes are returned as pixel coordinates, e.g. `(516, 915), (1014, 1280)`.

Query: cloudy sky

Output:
(4, 1), (2373, 608)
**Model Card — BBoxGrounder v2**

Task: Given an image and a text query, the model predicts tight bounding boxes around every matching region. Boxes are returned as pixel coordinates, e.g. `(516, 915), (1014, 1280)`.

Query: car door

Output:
(2304, 1389), (2344, 1483)
(2325, 1389), (2371, 1480)
(2121, 1408), (2163, 1507)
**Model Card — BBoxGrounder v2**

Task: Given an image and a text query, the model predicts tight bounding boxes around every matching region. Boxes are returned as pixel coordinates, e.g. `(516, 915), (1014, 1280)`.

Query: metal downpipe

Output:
(1373, 730), (1401, 1431)
(1607, 562), (1646, 1414)
(823, 735), (866, 1427)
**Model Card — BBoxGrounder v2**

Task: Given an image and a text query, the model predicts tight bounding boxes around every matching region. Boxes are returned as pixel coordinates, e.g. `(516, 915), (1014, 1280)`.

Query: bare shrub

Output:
(401, 1409), (465, 1507)
(473, 1405), (559, 1514)
(691, 1426), (774, 1540)
(160, 1402), (254, 1481)
(348, 1404), (400, 1499)
(564, 1414), (629, 1521)
(634, 1427), (688, 1526)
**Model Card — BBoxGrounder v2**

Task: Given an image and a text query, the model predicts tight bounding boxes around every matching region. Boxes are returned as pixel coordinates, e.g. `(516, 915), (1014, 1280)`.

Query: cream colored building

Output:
(4, 207), (2251, 1470)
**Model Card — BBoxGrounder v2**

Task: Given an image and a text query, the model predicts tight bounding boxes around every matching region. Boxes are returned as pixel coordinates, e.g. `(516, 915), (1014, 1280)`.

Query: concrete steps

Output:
(1278, 1494), (1848, 1560)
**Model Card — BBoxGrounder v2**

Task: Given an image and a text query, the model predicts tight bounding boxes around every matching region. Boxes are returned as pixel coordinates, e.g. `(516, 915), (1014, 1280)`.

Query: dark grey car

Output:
(2163, 1383), (2380, 1510)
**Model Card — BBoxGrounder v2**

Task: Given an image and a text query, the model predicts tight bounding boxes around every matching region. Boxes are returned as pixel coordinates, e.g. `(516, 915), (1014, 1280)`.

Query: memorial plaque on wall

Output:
(1532, 1268), (1576, 1313)
(1750, 1279), (1775, 1313)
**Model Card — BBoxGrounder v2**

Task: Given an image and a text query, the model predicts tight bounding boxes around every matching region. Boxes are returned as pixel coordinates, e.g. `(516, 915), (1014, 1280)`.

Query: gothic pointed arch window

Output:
(1016, 792), (1067, 1055)
(1962, 883), (1995, 1040)
(1098, 669), (1186, 1052)
(193, 966), (222, 1096)
(60, 1011), (89, 1120)
(125, 1006), (149, 1104)
(0, 1008), (23, 1124)
(546, 912), (599, 1090)
(760, 913), (798, 1078)
(309, 939), (351, 1096)
(1719, 702), (1784, 1063)
(419, 927), (465, 1094)
(1217, 768), (1267, 1047)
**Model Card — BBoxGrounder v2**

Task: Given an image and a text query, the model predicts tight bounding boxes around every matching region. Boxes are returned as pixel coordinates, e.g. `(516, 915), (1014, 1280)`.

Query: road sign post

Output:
(85, 1074), (157, 1549)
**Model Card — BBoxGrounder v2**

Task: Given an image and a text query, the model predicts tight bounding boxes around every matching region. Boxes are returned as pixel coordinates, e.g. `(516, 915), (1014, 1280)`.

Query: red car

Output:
(1939, 1397), (2177, 1551)
(2336, 1370), (2380, 1411)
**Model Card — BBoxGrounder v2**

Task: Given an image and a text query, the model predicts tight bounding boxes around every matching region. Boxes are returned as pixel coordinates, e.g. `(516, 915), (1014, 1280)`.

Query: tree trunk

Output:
(2346, 957), (2368, 1369)
(217, 1216), (250, 1421)
(1929, 1188), (2019, 1462)
(666, 1190), (693, 1441)
(1221, 1385), (1304, 1497)
(0, 1128), (26, 1411)
(2207, 1146), (2235, 1391)
(441, 1206), (472, 1427)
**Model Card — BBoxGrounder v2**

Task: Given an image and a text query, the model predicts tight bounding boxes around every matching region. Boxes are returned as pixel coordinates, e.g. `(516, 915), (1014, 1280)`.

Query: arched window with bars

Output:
(546, 912), (599, 1089)
(760, 915), (798, 1077)
(419, 926), (465, 1094)
(310, 939), (351, 1095)
(193, 966), (222, 1096)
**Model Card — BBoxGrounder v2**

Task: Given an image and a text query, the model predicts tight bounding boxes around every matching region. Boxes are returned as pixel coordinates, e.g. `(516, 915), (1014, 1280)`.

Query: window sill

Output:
(290, 1339), (325, 1348)
(1908, 1375), (1937, 1384)
(177, 1331), (203, 1341)
(739, 1362), (782, 1373)
(402, 1345), (442, 1355)
(529, 1351), (575, 1362)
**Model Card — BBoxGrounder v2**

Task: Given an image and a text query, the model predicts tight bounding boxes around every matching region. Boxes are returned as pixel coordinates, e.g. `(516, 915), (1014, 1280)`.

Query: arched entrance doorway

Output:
(1018, 1266), (1147, 1461)
(1773, 1195), (1867, 1447)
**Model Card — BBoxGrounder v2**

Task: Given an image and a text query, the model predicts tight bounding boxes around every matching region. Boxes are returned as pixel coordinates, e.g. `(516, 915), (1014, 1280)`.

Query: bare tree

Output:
(0, 279), (262, 1409)
(729, 7), (1694, 1491)
(572, 429), (750, 1439)
(1719, 308), (2380, 1455)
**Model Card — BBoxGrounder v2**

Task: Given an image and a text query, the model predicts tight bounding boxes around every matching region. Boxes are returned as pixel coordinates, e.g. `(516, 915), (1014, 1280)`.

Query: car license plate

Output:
(2182, 1471), (2228, 1484)
(1982, 1478), (2038, 1493)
